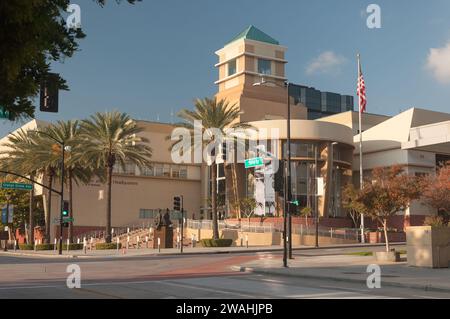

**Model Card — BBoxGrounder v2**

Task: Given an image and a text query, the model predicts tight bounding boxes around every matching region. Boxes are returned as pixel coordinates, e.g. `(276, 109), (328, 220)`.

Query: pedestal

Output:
(153, 225), (174, 249)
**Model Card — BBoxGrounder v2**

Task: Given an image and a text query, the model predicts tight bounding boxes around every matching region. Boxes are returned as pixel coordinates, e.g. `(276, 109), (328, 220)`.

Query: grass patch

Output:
(346, 251), (373, 256)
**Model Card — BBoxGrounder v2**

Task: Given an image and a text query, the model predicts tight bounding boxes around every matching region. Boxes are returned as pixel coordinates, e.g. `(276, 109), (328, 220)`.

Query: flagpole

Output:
(357, 53), (365, 244)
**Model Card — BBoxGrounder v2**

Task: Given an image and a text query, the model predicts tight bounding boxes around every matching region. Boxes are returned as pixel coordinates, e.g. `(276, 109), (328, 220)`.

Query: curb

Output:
(0, 242), (405, 259)
(230, 265), (450, 293)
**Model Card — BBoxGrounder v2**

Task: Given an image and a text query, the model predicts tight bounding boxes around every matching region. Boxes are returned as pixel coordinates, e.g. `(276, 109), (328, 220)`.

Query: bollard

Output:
(136, 236), (140, 249)
(176, 235), (180, 249)
(77, 238), (80, 244)
(126, 236), (130, 250)
(158, 237), (161, 253)
(116, 237), (120, 253)
(245, 235), (249, 248)
(14, 240), (17, 252)
(83, 238), (87, 254)
(66, 239), (70, 252)
(54, 238), (57, 251)
(90, 237), (94, 250)
(145, 236), (149, 248)
(191, 234), (194, 248)
(127, 227), (130, 235)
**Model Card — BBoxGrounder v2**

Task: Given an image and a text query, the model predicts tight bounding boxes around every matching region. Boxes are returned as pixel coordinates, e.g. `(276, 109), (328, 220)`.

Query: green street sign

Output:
(1, 182), (33, 191)
(62, 217), (74, 222)
(245, 157), (264, 169)
(290, 200), (299, 206)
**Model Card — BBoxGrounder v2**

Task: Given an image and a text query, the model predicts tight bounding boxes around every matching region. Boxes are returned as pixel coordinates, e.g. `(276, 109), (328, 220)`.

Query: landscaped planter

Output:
(406, 226), (450, 268)
(375, 250), (401, 262)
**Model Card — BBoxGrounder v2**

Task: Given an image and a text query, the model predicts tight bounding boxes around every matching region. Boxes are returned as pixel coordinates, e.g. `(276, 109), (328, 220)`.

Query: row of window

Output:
(139, 209), (182, 220)
(113, 163), (188, 179)
(227, 58), (272, 77)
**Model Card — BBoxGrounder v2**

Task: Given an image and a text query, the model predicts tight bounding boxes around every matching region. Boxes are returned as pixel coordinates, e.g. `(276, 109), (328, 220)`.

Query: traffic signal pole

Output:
(180, 195), (184, 254)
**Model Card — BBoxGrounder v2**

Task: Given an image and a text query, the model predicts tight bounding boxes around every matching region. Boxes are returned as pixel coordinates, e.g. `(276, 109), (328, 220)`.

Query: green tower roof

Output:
(225, 25), (280, 46)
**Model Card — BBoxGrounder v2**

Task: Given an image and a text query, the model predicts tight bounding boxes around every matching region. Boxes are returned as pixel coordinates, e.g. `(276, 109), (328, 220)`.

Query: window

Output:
(171, 165), (180, 178)
(258, 59), (271, 75)
(179, 166), (188, 179)
(163, 164), (171, 177)
(228, 59), (236, 76)
(123, 162), (136, 175)
(154, 164), (164, 177)
(141, 165), (154, 176)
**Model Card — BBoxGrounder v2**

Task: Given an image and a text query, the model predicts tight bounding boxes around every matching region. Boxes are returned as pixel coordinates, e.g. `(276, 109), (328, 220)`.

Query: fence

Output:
(292, 224), (360, 241)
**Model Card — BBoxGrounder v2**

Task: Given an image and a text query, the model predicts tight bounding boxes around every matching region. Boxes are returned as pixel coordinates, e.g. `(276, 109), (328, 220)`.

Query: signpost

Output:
(244, 157), (264, 169)
(1, 182), (33, 191)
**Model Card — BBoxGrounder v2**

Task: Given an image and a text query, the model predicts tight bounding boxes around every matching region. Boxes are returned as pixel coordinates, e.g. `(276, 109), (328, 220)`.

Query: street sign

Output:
(1, 182), (33, 190)
(245, 157), (264, 169)
(62, 217), (74, 223)
(1, 206), (13, 224)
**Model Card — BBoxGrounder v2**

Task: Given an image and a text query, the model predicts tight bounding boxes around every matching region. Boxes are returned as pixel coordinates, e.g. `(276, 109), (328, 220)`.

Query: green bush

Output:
(200, 238), (233, 247)
(61, 243), (84, 250)
(424, 215), (447, 227)
(35, 244), (54, 250)
(19, 244), (34, 250)
(95, 242), (121, 250)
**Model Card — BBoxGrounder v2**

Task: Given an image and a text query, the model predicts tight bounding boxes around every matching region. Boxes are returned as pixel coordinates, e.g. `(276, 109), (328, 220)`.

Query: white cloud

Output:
(426, 41), (450, 84)
(306, 51), (347, 75)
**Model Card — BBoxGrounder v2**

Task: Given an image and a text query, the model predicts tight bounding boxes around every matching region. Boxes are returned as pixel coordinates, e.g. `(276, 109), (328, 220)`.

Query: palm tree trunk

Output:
(211, 163), (219, 240)
(68, 171), (74, 243)
(105, 165), (113, 243)
(28, 173), (35, 244)
(44, 173), (53, 244)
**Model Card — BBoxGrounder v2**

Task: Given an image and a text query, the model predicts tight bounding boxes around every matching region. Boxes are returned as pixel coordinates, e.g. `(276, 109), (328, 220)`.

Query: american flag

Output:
(357, 59), (366, 113)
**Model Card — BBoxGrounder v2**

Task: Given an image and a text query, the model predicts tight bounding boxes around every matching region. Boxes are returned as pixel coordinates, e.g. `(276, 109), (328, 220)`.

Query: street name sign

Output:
(1, 182), (33, 190)
(245, 157), (264, 169)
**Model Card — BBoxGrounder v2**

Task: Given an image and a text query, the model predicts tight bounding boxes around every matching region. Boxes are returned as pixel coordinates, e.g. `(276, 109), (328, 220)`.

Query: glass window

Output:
(258, 59), (271, 75)
(179, 166), (188, 179)
(154, 164), (164, 177)
(171, 165), (180, 178)
(163, 164), (171, 177)
(123, 162), (135, 175)
(228, 59), (236, 76)
(141, 165), (154, 176)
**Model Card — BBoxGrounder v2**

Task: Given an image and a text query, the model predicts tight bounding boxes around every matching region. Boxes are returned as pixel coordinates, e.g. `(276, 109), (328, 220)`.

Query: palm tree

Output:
(46, 120), (93, 243)
(176, 97), (253, 240)
(79, 112), (152, 243)
(0, 129), (39, 244)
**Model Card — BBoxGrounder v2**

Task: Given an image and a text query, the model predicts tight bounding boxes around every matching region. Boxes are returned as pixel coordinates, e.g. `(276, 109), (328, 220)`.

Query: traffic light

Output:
(173, 196), (181, 211)
(62, 200), (69, 227)
(40, 73), (59, 113)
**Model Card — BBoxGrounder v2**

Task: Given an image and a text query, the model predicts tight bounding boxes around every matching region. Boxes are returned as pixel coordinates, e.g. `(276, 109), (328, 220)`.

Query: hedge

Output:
(19, 244), (34, 250)
(35, 244), (54, 250)
(61, 243), (84, 250)
(200, 239), (233, 247)
(95, 242), (122, 250)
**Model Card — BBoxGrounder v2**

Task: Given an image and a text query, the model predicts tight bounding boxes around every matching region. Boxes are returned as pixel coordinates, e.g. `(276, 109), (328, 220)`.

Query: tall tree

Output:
(356, 165), (422, 252)
(176, 98), (253, 240)
(421, 162), (450, 222)
(0, 0), (140, 120)
(46, 120), (93, 242)
(79, 112), (152, 243)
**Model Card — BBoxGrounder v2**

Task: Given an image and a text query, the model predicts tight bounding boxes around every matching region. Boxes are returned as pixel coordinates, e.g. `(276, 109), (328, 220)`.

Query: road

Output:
(0, 247), (448, 299)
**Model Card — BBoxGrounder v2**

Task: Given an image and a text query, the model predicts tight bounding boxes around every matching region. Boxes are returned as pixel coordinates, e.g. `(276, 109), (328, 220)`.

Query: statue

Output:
(153, 208), (174, 249)
(154, 209), (172, 230)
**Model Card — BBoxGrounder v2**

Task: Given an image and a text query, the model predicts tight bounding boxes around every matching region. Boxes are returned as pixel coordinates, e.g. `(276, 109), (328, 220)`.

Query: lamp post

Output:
(253, 78), (293, 266)
(29, 130), (66, 255)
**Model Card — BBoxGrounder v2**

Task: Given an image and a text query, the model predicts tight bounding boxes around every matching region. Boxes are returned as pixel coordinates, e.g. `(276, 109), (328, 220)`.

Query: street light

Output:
(29, 130), (67, 255)
(253, 78), (293, 266)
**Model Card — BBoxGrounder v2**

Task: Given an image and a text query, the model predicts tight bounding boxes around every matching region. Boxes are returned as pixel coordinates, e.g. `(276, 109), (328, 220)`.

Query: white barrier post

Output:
(90, 237), (93, 250)
(245, 234), (249, 248)
(83, 237), (87, 254)
(136, 236), (140, 249)
(191, 234), (194, 248)
(116, 237), (120, 253)
(77, 238), (80, 244)
(145, 235), (149, 248)
(13, 240), (17, 252)
(158, 237), (161, 252)
(126, 236), (130, 250)
(54, 238), (57, 251)
(66, 238), (70, 252)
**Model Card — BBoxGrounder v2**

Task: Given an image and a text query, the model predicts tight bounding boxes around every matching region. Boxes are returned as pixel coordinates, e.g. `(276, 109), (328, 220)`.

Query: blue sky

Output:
(1, 0), (450, 136)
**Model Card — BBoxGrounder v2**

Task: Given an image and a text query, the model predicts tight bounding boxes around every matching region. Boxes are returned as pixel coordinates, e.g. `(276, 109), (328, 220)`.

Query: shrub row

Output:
(200, 238), (233, 247)
(18, 243), (85, 251)
(95, 242), (122, 250)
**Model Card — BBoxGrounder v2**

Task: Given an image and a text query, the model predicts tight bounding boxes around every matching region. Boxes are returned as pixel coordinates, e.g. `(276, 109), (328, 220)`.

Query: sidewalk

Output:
(231, 254), (450, 293)
(0, 242), (404, 259)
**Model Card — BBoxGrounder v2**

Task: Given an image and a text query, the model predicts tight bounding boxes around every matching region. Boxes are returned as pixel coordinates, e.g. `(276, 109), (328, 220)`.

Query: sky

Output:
(1, 0), (450, 137)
